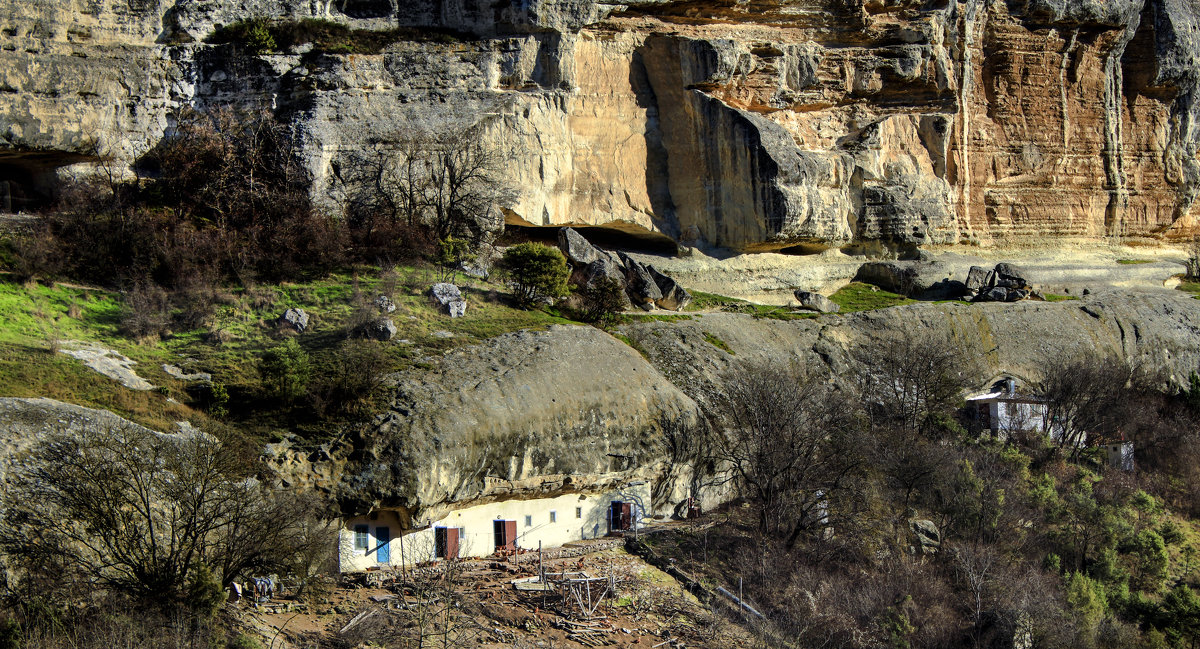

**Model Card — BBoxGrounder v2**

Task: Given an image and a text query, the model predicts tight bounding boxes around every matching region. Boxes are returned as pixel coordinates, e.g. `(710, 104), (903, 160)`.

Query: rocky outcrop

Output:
(429, 283), (468, 317)
(793, 291), (839, 313)
(334, 324), (702, 516)
(6, 291), (1199, 533)
(288, 289), (1200, 526)
(618, 291), (1200, 406)
(3, 0), (1198, 248)
(278, 308), (310, 333)
(558, 228), (691, 310)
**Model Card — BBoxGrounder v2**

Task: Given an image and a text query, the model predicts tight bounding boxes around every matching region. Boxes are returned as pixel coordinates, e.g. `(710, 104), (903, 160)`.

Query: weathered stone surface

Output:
(357, 318), (397, 341)
(279, 308), (310, 333)
(994, 263), (1032, 289)
(59, 341), (154, 390)
(429, 283), (465, 317)
(374, 295), (396, 314)
(965, 266), (992, 292)
(620, 253), (664, 305)
(794, 291), (840, 313)
(909, 518), (941, 555)
(340, 289), (1200, 519)
(648, 266), (691, 311)
(979, 287), (1010, 303)
(5, 0), (1198, 250)
(343, 325), (701, 516)
(162, 364), (212, 383)
(620, 292), (1200, 413)
(557, 227), (601, 266)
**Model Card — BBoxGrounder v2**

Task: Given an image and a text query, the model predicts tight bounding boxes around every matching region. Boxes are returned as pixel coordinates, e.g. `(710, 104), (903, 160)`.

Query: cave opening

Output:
(0, 151), (95, 213)
(500, 224), (680, 256)
(777, 241), (830, 256)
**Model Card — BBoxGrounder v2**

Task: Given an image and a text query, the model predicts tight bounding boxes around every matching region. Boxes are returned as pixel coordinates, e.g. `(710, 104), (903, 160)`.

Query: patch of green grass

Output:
(1116, 259), (1154, 265)
(684, 289), (815, 320)
(702, 332), (734, 354)
(685, 290), (745, 311)
(629, 313), (694, 323)
(829, 282), (916, 312)
(207, 18), (471, 55)
(1043, 293), (1079, 302)
(0, 266), (584, 442)
(1177, 280), (1200, 297)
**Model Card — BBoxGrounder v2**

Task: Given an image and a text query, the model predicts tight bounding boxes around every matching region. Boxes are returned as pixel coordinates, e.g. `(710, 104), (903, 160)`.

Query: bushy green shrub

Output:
(186, 563), (226, 618)
(499, 242), (569, 308)
(243, 18), (276, 54)
(259, 338), (311, 403)
(576, 276), (626, 324)
(229, 634), (264, 649)
(1066, 571), (1109, 628)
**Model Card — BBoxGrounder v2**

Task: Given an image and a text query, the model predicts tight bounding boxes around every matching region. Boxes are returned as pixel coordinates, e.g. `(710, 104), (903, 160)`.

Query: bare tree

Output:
(853, 327), (981, 440)
(0, 422), (335, 602)
(1034, 353), (1137, 455)
(707, 364), (866, 548)
(341, 123), (512, 242)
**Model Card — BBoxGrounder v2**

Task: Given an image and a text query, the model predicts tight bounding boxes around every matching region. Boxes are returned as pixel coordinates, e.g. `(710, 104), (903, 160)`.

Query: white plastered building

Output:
(338, 482), (650, 572)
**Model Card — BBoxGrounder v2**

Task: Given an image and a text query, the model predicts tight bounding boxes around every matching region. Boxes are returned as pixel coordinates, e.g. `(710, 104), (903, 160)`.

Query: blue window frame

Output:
(354, 524), (369, 550)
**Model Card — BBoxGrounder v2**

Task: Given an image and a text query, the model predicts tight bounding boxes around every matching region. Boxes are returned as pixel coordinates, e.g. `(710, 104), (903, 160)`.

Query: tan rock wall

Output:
(0, 0), (1197, 248)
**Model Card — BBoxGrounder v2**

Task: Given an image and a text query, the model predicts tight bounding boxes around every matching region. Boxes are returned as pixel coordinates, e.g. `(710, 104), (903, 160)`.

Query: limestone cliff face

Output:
(2, 0), (1198, 248)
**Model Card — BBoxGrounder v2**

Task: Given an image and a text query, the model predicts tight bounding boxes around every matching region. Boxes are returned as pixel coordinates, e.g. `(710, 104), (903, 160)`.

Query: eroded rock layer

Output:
(1, 0), (1198, 247)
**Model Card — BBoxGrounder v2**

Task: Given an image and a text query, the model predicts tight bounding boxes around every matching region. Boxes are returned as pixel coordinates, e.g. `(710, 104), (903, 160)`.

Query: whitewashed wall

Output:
(338, 484), (651, 571)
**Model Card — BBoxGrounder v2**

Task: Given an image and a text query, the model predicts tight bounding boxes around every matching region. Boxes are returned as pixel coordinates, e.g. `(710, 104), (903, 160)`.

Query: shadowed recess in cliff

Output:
(0, 150), (97, 212)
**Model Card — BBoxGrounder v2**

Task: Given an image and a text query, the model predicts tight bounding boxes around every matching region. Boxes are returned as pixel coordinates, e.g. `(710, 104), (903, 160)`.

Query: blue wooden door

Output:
(375, 526), (390, 563)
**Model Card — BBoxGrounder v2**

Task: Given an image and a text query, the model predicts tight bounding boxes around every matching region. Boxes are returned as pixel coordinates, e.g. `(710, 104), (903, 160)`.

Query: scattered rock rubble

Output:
(429, 283), (468, 318)
(557, 228), (691, 311)
(278, 307), (310, 333)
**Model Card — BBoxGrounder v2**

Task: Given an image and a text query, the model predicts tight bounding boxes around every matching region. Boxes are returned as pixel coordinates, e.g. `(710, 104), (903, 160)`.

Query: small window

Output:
(354, 525), (369, 550)
(576, 507), (582, 519)
(525, 515), (532, 527)
(550, 510), (557, 523)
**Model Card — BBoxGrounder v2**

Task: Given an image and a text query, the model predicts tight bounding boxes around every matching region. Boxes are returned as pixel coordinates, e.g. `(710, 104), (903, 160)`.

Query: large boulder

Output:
(278, 308), (310, 333)
(648, 266), (691, 311)
(557, 227), (601, 266)
(358, 318), (397, 341)
(619, 253), (663, 306)
(585, 256), (626, 286)
(794, 291), (840, 313)
(978, 286), (1010, 302)
(583, 258), (632, 310)
(965, 266), (993, 292)
(429, 283), (468, 317)
(853, 261), (951, 298)
(430, 283), (463, 306)
(909, 519), (941, 555)
(994, 263), (1032, 289)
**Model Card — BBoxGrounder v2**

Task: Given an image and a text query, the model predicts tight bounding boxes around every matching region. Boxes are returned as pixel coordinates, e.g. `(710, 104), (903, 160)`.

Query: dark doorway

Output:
(609, 501), (633, 532)
(493, 519), (517, 552)
(435, 526), (460, 559)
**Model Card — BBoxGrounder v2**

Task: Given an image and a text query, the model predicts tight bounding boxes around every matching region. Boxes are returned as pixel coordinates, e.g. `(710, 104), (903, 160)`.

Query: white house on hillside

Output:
(338, 482), (650, 572)
(966, 378), (1073, 445)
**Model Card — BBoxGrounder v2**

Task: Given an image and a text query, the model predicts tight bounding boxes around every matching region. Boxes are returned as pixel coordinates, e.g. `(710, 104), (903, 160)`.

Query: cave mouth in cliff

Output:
(0, 151), (96, 213)
(502, 224), (680, 255)
(778, 242), (830, 256)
